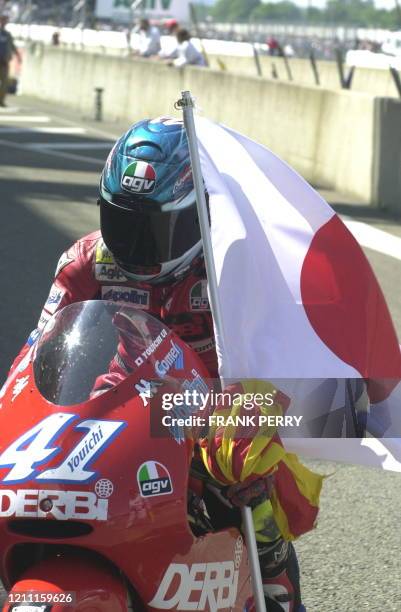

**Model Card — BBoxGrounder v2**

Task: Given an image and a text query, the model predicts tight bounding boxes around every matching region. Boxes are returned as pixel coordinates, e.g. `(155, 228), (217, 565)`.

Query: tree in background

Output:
(252, 1), (302, 22)
(211, 0), (261, 22)
(325, 0), (375, 25)
(211, 0), (401, 28)
(191, 3), (212, 21)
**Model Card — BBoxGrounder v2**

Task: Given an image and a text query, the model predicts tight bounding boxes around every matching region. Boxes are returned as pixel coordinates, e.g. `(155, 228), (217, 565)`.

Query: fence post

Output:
(335, 47), (346, 88)
(282, 52), (293, 81)
(252, 44), (263, 77)
(94, 87), (104, 122)
(389, 66), (401, 98)
(309, 48), (320, 86)
(343, 65), (355, 90)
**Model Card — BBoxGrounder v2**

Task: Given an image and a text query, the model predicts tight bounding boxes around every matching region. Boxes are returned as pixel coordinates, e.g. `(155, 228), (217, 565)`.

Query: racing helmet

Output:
(99, 116), (202, 284)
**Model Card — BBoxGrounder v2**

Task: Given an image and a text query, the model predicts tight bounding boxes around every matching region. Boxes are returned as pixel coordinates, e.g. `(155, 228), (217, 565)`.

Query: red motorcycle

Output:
(0, 300), (253, 611)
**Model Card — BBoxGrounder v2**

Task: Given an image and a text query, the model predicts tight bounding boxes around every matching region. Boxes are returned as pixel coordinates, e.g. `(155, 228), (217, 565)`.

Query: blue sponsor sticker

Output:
(27, 328), (41, 346)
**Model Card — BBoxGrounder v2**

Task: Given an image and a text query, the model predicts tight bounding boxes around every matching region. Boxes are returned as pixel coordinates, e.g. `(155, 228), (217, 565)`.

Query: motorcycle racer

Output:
(7, 117), (311, 612)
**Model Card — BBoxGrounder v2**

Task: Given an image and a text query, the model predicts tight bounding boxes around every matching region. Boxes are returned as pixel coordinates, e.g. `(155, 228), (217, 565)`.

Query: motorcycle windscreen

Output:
(33, 300), (171, 406)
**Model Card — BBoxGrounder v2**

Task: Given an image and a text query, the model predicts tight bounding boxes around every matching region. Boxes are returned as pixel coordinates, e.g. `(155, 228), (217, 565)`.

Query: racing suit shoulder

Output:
(37, 231), (100, 330)
(6, 232), (101, 380)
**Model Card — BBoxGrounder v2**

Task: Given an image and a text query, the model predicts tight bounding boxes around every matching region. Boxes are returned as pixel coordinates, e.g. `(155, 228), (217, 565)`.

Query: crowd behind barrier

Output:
(7, 23), (269, 57)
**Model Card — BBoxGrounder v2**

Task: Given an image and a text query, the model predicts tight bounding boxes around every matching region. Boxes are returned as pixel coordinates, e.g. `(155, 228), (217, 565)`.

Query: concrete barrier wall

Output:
(372, 97), (401, 214)
(19, 46), (400, 209)
(12, 22), (401, 99)
(207, 54), (401, 99)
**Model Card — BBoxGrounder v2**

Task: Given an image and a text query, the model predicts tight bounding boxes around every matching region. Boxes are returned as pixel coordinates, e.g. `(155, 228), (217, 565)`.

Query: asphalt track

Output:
(0, 96), (400, 611)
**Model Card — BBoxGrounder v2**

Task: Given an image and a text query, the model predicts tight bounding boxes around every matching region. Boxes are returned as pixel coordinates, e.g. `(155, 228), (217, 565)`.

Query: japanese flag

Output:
(195, 116), (401, 472)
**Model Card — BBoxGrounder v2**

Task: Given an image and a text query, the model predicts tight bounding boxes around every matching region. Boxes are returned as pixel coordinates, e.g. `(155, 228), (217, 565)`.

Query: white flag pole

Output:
(177, 90), (267, 612)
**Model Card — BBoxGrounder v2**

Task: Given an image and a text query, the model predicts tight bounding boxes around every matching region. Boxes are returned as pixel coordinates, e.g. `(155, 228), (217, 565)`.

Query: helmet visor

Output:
(100, 195), (201, 268)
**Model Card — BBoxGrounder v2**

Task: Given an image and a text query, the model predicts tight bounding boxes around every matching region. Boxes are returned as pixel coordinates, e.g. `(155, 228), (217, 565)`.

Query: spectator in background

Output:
(158, 18), (179, 60)
(267, 36), (285, 57)
(164, 18), (179, 36)
(133, 18), (161, 58)
(283, 43), (294, 57)
(171, 28), (206, 68)
(0, 14), (21, 107)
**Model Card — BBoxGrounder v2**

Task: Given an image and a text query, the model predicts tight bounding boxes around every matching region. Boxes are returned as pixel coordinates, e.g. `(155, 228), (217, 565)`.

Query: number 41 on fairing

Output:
(0, 413), (126, 484)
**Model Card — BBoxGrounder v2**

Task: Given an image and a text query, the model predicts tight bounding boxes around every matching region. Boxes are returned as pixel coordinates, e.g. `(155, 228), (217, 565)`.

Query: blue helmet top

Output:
(101, 116), (194, 205)
(99, 117), (201, 284)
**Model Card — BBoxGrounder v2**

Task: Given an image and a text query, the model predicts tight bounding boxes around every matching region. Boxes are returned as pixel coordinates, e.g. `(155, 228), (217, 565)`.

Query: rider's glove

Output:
(226, 475), (274, 508)
(200, 379), (290, 486)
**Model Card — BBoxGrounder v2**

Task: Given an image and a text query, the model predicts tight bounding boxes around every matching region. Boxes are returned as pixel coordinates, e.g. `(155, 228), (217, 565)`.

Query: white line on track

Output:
(24, 108), (120, 141)
(28, 147), (105, 165)
(0, 115), (51, 122)
(343, 219), (401, 262)
(33, 148), (105, 165)
(26, 141), (112, 150)
(0, 138), (104, 165)
(0, 126), (87, 134)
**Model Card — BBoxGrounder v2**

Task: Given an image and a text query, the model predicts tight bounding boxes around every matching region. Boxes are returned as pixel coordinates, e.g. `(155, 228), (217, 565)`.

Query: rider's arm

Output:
(7, 238), (99, 378)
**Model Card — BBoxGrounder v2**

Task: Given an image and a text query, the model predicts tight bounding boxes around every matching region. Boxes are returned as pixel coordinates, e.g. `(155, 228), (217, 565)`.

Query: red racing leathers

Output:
(8, 230), (217, 379)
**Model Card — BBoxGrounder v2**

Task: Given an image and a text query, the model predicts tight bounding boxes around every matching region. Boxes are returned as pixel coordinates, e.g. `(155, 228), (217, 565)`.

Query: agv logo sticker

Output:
(121, 161), (156, 194)
(137, 461), (172, 497)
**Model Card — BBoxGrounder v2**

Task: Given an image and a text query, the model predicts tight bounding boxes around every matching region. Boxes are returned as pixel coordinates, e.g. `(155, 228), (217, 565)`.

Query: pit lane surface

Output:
(0, 97), (400, 611)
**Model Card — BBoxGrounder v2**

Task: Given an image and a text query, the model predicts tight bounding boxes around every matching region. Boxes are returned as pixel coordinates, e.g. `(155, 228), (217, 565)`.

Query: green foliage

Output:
(211, 0), (261, 23)
(211, 0), (401, 28)
(191, 3), (211, 21)
(306, 7), (325, 23)
(326, 0), (376, 26)
(252, 2), (302, 23)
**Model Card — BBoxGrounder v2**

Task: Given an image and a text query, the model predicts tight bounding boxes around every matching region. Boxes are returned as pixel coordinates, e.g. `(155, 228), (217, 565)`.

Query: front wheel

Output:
(4, 550), (130, 611)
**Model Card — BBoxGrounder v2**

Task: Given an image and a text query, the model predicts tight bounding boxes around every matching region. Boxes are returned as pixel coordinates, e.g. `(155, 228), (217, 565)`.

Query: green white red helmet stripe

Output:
(125, 161), (156, 180)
